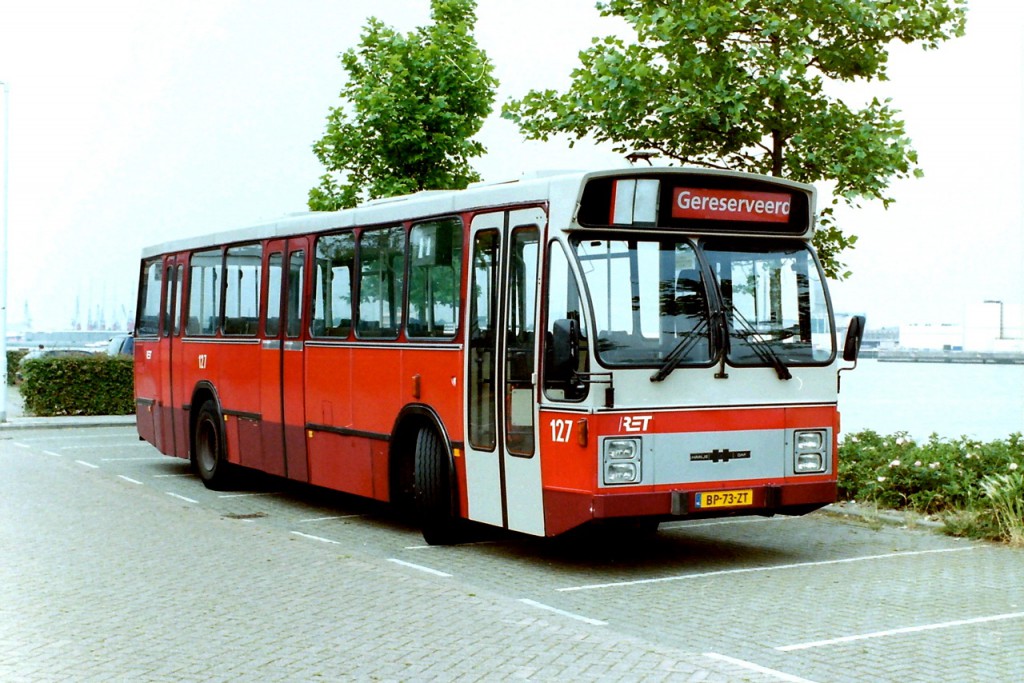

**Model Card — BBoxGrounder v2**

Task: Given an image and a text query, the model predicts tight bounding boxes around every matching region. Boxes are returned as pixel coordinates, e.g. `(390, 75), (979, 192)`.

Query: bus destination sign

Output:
(672, 187), (791, 224)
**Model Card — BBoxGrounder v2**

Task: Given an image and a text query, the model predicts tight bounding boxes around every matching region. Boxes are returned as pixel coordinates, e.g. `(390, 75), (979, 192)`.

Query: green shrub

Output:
(839, 430), (1024, 542)
(19, 355), (134, 416)
(6, 349), (29, 385)
(979, 472), (1024, 546)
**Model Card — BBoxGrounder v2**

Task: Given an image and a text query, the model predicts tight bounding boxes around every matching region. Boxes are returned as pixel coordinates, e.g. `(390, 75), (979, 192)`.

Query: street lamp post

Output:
(1, 80), (9, 422)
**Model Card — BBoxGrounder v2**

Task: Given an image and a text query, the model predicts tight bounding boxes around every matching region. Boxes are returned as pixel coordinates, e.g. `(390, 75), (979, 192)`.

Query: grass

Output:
(838, 430), (1024, 545)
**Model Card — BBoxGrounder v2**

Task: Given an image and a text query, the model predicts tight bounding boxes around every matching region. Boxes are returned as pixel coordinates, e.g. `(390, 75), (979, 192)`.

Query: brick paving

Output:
(1, 433), (763, 682)
(2, 426), (1022, 682)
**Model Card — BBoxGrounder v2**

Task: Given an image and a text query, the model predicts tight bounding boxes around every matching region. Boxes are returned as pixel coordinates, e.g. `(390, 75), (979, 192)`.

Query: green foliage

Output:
(309, 0), (497, 210)
(839, 430), (1024, 543)
(502, 0), (967, 279)
(6, 349), (28, 385)
(19, 355), (135, 417)
(979, 472), (1024, 546)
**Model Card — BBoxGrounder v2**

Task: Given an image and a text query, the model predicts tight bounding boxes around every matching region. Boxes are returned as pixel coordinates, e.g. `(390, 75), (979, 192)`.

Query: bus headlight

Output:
(603, 438), (641, 485)
(793, 430), (827, 473)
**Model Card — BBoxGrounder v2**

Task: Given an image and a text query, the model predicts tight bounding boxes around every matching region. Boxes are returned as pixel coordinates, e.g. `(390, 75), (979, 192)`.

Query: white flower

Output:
(851, 435), (860, 443)
(889, 459), (901, 468)
(914, 460), (923, 467)
(929, 462), (941, 470)
(1011, 463), (1019, 471)
(896, 437), (905, 446)
(877, 476), (887, 483)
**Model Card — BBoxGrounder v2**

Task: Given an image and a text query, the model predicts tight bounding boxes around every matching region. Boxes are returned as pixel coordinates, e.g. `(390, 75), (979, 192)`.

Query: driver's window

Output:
(543, 242), (589, 401)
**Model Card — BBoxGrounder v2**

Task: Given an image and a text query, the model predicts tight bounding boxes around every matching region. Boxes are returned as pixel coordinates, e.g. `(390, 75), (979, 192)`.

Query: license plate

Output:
(695, 489), (754, 509)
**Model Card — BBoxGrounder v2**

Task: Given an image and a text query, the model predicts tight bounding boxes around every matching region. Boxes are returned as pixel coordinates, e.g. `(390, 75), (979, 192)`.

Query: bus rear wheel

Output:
(194, 400), (232, 490)
(413, 427), (461, 545)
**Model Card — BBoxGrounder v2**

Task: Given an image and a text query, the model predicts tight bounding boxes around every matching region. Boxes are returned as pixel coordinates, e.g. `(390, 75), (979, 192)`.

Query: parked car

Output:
(105, 334), (135, 357)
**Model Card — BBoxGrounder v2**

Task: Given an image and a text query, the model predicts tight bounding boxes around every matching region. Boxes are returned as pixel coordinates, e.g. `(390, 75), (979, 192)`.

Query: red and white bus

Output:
(134, 167), (864, 543)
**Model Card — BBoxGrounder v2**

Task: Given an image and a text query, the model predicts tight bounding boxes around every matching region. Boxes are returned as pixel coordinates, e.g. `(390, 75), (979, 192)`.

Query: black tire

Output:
(413, 428), (460, 545)
(194, 400), (232, 490)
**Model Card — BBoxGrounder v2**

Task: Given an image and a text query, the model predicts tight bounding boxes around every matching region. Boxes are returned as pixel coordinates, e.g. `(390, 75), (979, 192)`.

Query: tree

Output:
(502, 0), (967, 279)
(309, 0), (497, 211)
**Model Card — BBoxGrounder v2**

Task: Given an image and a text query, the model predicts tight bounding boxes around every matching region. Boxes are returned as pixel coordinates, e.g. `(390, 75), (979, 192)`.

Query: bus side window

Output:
(187, 249), (223, 336)
(543, 242), (589, 401)
(408, 218), (462, 339)
(312, 233), (354, 338)
(265, 252), (283, 337)
(136, 258), (162, 337)
(286, 250), (305, 338)
(357, 226), (404, 339)
(172, 265), (184, 336)
(506, 226), (539, 456)
(223, 244), (262, 336)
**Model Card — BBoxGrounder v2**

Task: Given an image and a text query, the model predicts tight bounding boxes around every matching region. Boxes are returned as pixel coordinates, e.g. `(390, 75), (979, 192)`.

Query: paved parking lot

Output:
(2, 424), (1022, 681)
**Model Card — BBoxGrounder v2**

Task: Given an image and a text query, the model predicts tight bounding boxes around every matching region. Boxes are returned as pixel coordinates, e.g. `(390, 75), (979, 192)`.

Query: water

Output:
(837, 359), (1024, 442)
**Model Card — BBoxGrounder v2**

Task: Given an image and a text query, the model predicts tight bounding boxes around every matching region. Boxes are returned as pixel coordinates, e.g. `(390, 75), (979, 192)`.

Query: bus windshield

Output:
(573, 236), (833, 368)
(702, 238), (833, 366)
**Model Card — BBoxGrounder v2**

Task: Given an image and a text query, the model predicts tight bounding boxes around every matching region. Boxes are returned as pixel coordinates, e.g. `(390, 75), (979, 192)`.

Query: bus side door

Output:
(150, 256), (185, 456)
(260, 239), (309, 480)
(163, 257), (187, 458)
(463, 208), (546, 536)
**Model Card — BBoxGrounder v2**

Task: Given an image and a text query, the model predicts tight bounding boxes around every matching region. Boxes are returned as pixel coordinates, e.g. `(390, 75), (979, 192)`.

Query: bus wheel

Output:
(413, 428), (460, 545)
(194, 400), (232, 490)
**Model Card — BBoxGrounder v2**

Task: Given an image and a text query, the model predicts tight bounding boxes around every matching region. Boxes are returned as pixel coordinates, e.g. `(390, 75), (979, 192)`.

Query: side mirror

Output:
(549, 318), (579, 380)
(843, 315), (866, 362)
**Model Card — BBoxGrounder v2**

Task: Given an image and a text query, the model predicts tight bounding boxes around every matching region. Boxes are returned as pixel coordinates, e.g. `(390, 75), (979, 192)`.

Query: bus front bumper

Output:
(543, 481), (837, 537)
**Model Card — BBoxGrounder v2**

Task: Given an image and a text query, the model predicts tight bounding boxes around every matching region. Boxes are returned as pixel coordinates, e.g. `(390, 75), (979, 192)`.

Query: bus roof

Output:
(140, 167), (815, 258)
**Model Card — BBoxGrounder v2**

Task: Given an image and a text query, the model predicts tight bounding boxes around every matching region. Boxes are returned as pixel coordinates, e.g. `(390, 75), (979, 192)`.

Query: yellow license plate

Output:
(695, 489), (754, 509)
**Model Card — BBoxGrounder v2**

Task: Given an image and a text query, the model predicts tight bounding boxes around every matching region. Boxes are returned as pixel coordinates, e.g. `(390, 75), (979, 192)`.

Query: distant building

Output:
(898, 301), (1024, 353)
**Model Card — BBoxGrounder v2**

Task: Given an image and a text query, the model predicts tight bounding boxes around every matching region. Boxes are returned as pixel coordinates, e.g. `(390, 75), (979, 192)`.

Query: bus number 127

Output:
(550, 419), (573, 443)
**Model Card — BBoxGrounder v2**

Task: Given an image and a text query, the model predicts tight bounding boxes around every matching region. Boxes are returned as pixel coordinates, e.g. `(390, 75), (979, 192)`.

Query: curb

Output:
(0, 415), (136, 431)
(823, 501), (946, 530)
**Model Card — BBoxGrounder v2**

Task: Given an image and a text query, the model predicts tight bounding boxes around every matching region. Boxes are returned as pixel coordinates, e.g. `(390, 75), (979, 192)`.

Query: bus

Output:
(134, 167), (865, 544)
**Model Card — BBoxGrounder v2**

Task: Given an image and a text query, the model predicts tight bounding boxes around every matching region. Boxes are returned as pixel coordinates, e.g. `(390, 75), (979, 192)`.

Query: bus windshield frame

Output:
(571, 234), (835, 370)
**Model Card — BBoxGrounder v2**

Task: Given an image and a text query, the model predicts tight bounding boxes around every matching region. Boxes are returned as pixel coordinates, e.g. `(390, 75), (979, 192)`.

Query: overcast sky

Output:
(1, 0), (1021, 331)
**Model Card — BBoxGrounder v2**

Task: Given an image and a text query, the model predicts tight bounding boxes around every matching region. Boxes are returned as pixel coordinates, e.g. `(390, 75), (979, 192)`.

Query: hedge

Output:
(19, 355), (135, 416)
(6, 349), (29, 386)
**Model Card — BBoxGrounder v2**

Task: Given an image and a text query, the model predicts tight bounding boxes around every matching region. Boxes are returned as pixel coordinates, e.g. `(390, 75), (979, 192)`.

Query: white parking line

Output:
(518, 598), (607, 626)
(99, 456), (167, 461)
(662, 516), (796, 530)
(118, 475), (144, 485)
(557, 547), (976, 592)
(14, 433), (131, 442)
(166, 492), (198, 504)
(43, 450), (62, 457)
(218, 492), (281, 499)
(75, 460), (99, 469)
(777, 611), (1024, 652)
(291, 531), (340, 545)
(297, 514), (365, 523)
(386, 558), (452, 577)
(703, 652), (818, 683)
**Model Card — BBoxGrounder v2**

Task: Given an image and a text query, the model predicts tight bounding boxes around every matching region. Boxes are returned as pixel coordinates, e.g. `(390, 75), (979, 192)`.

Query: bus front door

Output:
(260, 240), (309, 481)
(463, 209), (546, 536)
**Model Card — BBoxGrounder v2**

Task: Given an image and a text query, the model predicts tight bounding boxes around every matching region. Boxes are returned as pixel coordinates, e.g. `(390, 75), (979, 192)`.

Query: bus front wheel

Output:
(194, 400), (232, 490)
(413, 427), (460, 545)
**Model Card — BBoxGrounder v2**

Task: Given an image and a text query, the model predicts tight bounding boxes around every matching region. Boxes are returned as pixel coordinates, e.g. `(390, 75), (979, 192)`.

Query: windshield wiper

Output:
(650, 313), (714, 382)
(725, 306), (792, 380)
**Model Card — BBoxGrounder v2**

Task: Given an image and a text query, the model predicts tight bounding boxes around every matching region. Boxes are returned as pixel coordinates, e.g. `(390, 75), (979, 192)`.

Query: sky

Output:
(0, 0), (1021, 332)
